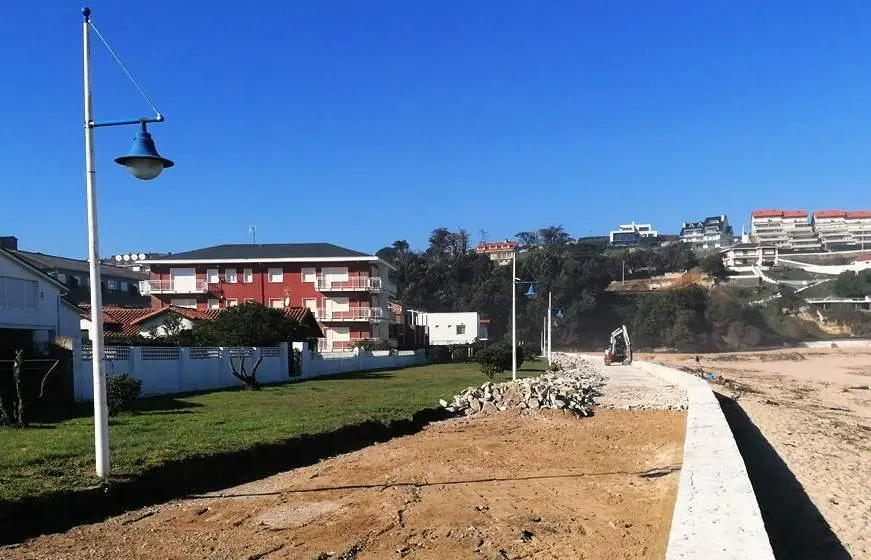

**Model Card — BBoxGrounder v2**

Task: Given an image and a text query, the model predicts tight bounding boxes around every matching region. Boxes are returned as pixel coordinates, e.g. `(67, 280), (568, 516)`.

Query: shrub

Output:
(106, 374), (142, 416)
(353, 338), (392, 351)
(474, 343), (524, 377)
(429, 346), (452, 363)
(521, 343), (541, 358)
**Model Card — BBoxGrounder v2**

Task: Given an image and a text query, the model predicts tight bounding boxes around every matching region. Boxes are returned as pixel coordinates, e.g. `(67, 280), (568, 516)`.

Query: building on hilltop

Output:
(474, 240), (518, 265)
(138, 243), (395, 352)
(608, 222), (658, 245)
(721, 243), (779, 270)
(679, 215), (734, 249)
(750, 209), (822, 251)
(812, 210), (871, 251)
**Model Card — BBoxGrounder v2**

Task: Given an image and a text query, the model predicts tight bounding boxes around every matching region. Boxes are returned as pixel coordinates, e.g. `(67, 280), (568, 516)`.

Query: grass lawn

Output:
(0, 361), (545, 505)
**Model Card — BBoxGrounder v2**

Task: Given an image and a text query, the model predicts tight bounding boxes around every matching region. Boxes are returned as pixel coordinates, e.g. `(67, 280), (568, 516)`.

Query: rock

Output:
(481, 402), (498, 414)
(439, 399), (449, 407)
(528, 398), (540, 409)
(469, 398), (482, 413)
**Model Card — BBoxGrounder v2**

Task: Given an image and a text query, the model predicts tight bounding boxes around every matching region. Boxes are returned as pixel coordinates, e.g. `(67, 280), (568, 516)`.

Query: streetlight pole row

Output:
(510, 251), (537, 381)
(82, 7), (174, 478)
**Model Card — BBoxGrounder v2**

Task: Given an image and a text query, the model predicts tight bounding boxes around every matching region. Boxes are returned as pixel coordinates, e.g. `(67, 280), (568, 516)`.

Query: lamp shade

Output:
(114, 122), (174, 180)
(524, 285), (538, 298)
(555, 309), (565, 319)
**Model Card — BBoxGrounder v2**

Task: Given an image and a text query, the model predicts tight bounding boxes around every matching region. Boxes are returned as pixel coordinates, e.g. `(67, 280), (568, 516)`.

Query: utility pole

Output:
(249, 224), (256, 244)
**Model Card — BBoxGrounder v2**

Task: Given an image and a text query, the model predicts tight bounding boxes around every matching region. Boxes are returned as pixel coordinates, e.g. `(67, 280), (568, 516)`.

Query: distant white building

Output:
(680, 215), (734, 249)
(609, 222), (658, 245)
(421, 312), (488, 346)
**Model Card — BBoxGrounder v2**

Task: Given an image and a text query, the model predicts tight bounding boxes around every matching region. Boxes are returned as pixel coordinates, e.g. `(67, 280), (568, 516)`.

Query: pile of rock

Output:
(439, 355), (605, 417)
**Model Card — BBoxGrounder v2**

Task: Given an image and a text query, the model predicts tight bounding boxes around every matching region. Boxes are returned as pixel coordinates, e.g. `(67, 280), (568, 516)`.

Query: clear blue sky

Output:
(4, 1), (871, 258)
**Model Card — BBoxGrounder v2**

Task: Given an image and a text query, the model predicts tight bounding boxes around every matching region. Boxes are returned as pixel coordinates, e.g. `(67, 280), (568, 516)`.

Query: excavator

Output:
(604, 325), (632, 366)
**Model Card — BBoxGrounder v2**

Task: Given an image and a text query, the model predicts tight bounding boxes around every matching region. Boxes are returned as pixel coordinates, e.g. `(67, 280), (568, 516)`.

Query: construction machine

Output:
(604, 325), (632, 366)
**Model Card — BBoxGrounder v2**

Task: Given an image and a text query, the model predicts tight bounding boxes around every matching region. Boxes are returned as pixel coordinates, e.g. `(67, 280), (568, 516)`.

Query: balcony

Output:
(315, 307), (385, 322)
(315, 276), (396, 294)
(139, 279), (208, 295)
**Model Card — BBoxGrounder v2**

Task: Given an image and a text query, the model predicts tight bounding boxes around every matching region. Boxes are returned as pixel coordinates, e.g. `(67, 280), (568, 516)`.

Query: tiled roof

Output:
(782, 210), (808, 218)
(845, 210), (871, 219)
(79, 305), (323, 339)
(813, 210), (847, 219)
(854, 254), (871, 262)
(13, 250), (147, 280)
(143, 243), (372, 262)
(751, 209), (783, 218)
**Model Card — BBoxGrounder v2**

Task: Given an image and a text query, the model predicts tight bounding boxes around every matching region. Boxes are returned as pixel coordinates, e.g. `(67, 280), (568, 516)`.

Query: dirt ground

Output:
(649, 348), (871, 559)
(4, 409), (685, 560)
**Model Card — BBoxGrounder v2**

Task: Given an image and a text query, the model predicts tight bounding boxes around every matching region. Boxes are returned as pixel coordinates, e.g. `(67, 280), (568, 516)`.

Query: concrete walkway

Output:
(596, 362), (687, 410)
(633, 360), (776, 560)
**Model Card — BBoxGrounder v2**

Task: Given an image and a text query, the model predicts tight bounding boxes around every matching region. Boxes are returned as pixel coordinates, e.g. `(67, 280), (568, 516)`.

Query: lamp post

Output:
(82, 7), (174, 478)
(511, 251), (537, 380)
(545, 291), (564, 365)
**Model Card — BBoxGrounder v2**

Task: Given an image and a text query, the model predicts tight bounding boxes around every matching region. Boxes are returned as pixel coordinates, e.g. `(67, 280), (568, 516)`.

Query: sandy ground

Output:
(649, 348), (871, 559)
(4, 409), (685, 560)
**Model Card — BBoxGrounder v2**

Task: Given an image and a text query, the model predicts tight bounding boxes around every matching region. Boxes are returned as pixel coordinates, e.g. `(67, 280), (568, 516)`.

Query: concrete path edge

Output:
(632, 360), (776, 560)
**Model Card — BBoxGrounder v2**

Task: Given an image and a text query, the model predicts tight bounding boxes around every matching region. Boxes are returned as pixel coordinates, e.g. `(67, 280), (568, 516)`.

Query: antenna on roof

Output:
(479, 229), (487, 243)
(249, 224), (256, 244)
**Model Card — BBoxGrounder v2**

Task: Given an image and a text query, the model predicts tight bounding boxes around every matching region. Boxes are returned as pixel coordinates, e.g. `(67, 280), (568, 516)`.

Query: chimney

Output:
(0, 236), (18, 251)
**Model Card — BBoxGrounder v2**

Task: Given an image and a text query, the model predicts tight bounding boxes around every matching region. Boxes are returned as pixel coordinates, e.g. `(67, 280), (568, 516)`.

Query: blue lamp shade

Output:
(114, 122), (174, 180)
(555, 309), (565, 319)
(524, 285), (538, 298)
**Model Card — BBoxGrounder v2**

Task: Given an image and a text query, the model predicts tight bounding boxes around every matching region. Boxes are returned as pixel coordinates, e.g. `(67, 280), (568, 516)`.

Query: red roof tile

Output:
(782, 210), (808, 218)
(813, 210), (847, 219)
(854, 254), (871, 262)
(751, 209), (783, 218)
(845, 210), (871, 219)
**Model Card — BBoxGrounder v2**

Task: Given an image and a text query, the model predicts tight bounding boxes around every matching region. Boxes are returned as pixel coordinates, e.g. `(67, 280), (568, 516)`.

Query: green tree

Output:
(701, 253), (728, 281)
(833, 270), (871, 298)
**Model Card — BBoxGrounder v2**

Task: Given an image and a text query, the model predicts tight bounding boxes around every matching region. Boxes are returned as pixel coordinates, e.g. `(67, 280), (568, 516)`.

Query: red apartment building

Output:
(474, 240), (518, 265)
(138, 243), (395, 351)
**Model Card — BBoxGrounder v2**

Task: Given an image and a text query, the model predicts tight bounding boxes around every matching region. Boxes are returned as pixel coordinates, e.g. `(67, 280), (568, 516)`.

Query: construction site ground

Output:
(3, 407), (685, 560)
(650, 347), (871, 559)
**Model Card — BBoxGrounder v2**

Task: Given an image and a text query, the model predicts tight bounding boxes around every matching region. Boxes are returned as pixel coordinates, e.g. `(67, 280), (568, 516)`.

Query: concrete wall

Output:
(633, 361), (775, 560)
(293, 343), (427, 379)
(73, 342), (429, 401)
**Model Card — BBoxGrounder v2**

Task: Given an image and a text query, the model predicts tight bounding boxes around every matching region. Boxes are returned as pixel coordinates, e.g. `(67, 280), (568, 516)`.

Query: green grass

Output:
(797, 279), (836, 299)
(0, 361), (545, 504)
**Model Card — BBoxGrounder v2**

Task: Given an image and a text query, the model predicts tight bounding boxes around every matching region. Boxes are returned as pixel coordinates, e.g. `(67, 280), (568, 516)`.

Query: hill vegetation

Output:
(379, 227), (862, 353)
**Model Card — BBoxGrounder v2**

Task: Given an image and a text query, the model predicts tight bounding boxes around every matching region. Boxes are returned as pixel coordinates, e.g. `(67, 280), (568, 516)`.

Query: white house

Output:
(422, 312), (487, 346)
(0, 248), (82, 348)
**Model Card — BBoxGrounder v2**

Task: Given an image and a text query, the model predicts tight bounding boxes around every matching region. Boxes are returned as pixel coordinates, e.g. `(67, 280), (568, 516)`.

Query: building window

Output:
(456, 324), (465, 335)
(208, 299), (220, 310)
(301, 267), (316, 282)
(0, 276), (39, 310)
(207, 269), (219, 283)
(227, 299), (238, 307)
(269, 298), (284, 308)
(107, 280), (118, 291)
(225, 269), (238, 283)
(243, 268), (253, 283)
(170, 298), (197, 309)
(56, 272), (67, 284)
(268, 268), (284, 283)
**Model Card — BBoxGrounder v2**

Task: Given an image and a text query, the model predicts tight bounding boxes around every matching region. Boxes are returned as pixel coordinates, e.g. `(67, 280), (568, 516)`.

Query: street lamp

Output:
(82, 6), (174, 479)
(511, 251), (537, 380)
(546, 290), (564, 366)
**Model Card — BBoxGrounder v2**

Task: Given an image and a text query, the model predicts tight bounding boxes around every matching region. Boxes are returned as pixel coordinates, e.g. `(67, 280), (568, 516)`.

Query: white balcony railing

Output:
(138, 279), (208, 295)
(315, 307), (385, 322)
(315, 276), (383, 293)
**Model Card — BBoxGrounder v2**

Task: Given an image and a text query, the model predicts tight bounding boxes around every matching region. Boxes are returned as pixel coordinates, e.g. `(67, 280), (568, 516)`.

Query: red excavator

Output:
(604, 325), (632, 366)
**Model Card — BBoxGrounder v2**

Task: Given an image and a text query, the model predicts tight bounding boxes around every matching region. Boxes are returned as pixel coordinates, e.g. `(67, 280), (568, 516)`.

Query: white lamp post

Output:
(510, 251), (537, 380)
(82, 6), (174, 479)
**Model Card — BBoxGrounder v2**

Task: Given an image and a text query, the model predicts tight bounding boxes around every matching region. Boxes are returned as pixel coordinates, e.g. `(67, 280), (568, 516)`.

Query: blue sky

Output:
(4, 1), (871, 258)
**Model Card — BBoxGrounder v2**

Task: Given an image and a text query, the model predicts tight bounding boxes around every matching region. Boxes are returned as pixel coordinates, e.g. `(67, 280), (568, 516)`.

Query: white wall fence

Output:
(73, 341), (428, 401)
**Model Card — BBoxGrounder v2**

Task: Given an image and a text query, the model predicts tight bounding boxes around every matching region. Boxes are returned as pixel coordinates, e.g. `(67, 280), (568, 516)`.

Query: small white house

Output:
(422, 312), (487, 346)
(0, 248), (82, 348)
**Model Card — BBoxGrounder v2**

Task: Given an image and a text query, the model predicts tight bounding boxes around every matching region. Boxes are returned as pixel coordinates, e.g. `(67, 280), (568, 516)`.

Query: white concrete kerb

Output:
(633, 360), (775, 560)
